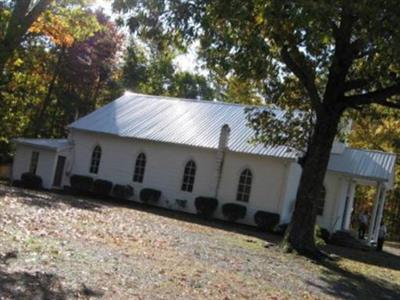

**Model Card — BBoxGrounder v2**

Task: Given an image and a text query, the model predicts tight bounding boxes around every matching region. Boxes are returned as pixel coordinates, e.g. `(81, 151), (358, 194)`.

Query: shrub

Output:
(254, 211), (280, 231)
(175, 199), (187, 208)
(20, 172), (42, 189)
(315, 225), (330, 245)
(112, 184), (134, 200)
(274, 223), (289, 235)
(92, 179), (113, 197)
(140, 188), (161, 202)
(11, 180), (22, 187)
(222, 203), (247, 221)
(70, 174), (93, 193)
(194, 197), (218, 217)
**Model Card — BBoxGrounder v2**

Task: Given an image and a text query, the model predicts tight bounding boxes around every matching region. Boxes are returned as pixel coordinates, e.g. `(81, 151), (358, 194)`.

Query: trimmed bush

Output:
(140, 188), (161, 202)
(254, 211), (280, 231)
(194, 197), (218, 217)
(175, 199), (187, 208)
(274, 223), (289, 235)
(112, 184), (134, 200)
(20, 172), (42, 189)
(222, 203), (247, 221)
(11, 180), (22, 187)
(70, 174), (93, 193)
(93, 179), (113, 197)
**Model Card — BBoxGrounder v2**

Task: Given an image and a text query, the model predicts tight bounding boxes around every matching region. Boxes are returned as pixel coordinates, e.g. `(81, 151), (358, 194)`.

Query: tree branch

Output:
(345, 83), (400, 108)
(344, 79), (370, 91)
(4, 0), (53, 46)
(280, 46), (321, 111)
(25, 0), (53, 30)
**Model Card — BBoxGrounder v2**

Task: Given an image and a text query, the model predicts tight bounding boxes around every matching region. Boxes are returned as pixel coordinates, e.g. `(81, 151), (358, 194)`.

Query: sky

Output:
(90, 0), (200, 74)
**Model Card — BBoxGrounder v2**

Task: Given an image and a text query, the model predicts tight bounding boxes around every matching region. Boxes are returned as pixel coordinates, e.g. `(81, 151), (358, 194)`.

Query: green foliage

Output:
(122, 40), (214, 99)
(222, 203), (247, 221)
(29, 7), (101, 47)
(215, 76), (263, 105)
(93, 179), (114, 197)
(140, 188), (161, 202)
(0, 6), (123, 161)
(20, 172), (43, 190)
(194, 197), (218, 217)
(70, 174), (94, 193)
(112, 184), (134, 200)
(314, 225), (329, 247)
(114, 0), (400, 148)
(349, 107), (400, 239)
(175, 199), (187, 208)
(114, 0), (400, 253)
(254, 211), (280, 231)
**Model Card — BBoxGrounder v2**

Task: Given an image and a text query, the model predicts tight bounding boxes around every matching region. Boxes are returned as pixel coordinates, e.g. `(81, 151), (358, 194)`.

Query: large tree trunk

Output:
(283, 108), (342, 256)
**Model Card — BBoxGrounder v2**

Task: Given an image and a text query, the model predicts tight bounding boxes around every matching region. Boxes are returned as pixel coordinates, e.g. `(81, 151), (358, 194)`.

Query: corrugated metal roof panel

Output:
(67, 92), (396, 182)
(68, 92), (298, 158)
(13, 138), (71, 151)
(328, 148), (397, 182)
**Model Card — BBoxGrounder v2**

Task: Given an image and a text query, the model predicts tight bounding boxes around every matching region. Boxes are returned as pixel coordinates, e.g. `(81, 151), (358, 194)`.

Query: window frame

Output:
(181, 160), (196, 192)
(89, 145), (102, 174)
(133, 152), (146, 183)
(29, 151), (40, 174)
(236, 168), (252, 203)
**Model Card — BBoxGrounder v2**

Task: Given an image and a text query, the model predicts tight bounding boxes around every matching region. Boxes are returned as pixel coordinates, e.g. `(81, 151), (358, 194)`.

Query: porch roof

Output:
(328, 148), (397, 187)
(13, 138), (72, 152)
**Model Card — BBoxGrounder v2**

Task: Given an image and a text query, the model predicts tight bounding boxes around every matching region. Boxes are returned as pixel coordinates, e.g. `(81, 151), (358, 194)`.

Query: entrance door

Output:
(53, 156), (66, 187)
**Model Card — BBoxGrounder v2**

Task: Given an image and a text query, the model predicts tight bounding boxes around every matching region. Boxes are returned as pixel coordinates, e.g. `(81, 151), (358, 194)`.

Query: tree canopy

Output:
(113, 0), (400, 254)
(0, 0), (399, 255)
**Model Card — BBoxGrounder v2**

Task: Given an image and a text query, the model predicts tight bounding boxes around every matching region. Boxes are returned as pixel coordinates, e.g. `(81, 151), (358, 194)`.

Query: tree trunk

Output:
(282, 109), (342, 256)
(32, 49), (64, 136)
(0, 43), (15, 86)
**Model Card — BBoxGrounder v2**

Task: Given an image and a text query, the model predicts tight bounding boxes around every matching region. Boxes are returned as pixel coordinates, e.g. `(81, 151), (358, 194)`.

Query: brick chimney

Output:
(214, 124), (231, 197)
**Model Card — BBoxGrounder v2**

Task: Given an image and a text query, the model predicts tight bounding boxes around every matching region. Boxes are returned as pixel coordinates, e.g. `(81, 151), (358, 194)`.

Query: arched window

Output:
(236, 169), (252, 202)
(133, 153), (146, 183)
(89, 145), (102, 174)
(181, 160), (196, 192)
(316, 186), (326, 216)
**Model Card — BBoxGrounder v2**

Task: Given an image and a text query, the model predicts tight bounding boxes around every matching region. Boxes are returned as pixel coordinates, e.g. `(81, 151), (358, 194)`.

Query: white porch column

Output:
(343, 181), (356, 230)
(373, 185), (387, 243)
(367, 183), (382, 244)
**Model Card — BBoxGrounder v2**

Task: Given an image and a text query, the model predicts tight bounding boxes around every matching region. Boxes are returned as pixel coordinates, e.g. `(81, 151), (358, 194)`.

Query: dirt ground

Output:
(0, 185), (399, 299)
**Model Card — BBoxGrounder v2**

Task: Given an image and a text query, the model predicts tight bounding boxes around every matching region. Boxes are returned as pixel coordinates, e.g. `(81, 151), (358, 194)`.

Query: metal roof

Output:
(13, 138), (72, 152)
(67, 92), (396, 183)
(68, 92), (297, 159)
(328, 148), (397, 184)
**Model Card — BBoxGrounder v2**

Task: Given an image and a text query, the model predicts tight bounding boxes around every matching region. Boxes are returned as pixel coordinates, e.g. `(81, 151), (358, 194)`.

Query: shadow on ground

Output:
(3, 186), (103, 211)
(325, 244), (400, 271)
(2, 185), (400, 299)
(0, 269), (104, 300)
(307, 259), (400, 300)
(0, 251), (104, 299)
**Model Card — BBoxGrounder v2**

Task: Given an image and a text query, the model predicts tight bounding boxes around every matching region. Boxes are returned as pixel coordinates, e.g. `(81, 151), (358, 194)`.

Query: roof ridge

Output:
(347, 147), (397, 156)
(124, 91), (266, 109)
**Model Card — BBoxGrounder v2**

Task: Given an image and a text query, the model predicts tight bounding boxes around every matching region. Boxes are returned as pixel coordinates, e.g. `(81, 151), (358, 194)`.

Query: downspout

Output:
(214, 124), (230, 198)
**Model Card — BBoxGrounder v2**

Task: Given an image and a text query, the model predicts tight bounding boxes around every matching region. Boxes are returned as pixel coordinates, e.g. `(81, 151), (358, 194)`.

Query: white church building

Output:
(11, 92), (397, 243)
